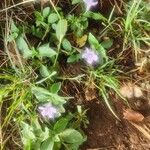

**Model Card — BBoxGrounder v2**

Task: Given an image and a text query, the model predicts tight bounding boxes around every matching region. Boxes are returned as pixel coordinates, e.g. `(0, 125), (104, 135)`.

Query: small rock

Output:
(120, 82), (143, 99)
(134, 85), (143, 98)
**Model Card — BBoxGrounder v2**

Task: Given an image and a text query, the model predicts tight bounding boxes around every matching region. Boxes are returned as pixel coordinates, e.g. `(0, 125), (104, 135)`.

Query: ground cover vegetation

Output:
(0, 0), (150, 149)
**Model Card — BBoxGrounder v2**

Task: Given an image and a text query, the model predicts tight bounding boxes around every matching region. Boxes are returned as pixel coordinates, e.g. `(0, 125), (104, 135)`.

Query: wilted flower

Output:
(38, 103), (59, 120)
(83, 0), (98, 11)
(81, 47), (99, 65)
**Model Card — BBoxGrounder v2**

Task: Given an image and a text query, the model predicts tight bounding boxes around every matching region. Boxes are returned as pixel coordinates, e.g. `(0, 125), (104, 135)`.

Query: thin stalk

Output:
(0, 0), (35, 12)
(53, 42), (61, 67)
(35, 71), (57, 84)
(4, 1), (19, 74)
(49, 0), (61, 20)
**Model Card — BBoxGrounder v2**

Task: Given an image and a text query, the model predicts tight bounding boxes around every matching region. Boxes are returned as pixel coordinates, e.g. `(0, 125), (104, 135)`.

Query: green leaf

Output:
(41, 138), (54, 150)
(33, 119), (49, 141)
(48, 13), (59, 24)
(52, 23), (57, 30)
(21, 122), (35, 140)
(31, 26), (44, 38)
(23, 141), (31, 150)
(62, 39), (72, 51)
(53, 118), (69, 133)
(50, 82), (61, 94)
(43, 7), (50, 18)
(67, 54), (80, 63)
(40, 65), (50, 78)
(31, 86), (66, 105)
(36, 21), (48, 28)
(16, 35), (32, 59)
(38, 43), (57, 58)
(11, 21), (19, 33)
(36, 71), (57, 85)
(7, 32), (18, 41)
(101, 39), (113, 49)
(72, 0), (81, 4)
(31, 86), (51, 102)
(56, 19), (68, 42)
(84, 11), (107, 21)
(50, 94), (66, 106)
(88, 33), (108, 61)
(88, 33), (99, 48)
(34, 11), (43, 22)
(59, 129), (84, 144)
(100, 87), (120, 120)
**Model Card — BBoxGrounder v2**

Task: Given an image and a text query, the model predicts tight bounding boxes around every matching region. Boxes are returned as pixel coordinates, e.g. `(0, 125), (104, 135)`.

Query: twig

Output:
(0, 0), (36, 13)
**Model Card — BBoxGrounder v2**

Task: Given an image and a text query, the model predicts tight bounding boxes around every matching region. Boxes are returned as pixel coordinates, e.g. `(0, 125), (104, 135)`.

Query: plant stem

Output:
(0, 0), (35, 12)
(53, 42), (61, 67)
(49, 0), (61, 20)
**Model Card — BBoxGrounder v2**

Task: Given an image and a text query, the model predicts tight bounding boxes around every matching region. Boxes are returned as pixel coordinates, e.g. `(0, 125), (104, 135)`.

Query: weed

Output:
(86, 33), (127, 119)
(123, 0), (150, 62)
(1, 0), (149, 149)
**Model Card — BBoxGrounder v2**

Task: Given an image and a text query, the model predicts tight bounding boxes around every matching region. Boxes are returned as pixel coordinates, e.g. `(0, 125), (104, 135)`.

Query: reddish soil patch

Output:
(81, 100), (150, 150)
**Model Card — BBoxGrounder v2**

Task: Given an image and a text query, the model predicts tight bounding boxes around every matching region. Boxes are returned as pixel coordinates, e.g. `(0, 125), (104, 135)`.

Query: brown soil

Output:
(82, 100), (150, 150)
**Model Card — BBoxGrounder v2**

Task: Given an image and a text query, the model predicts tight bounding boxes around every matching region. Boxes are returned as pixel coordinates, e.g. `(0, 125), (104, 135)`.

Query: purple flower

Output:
(81, 47), (99, 65)
(38, 103), (59, 120)
(83, 0), (98, 11)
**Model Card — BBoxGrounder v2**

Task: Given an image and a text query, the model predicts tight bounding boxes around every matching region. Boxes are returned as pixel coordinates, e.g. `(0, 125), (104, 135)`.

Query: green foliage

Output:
(21, 118), (50, 150)
(8, 21), (20, 41)
(16, 35), (32, 58)
(71, 106), (89, 129)
(67, 14), (88, 37)
(31, 86), (66, 106)
(59, 128), (85, 149)
(50, 82), (61, 94)
(42, 7), (51, 18)
(0, 74), (33, 150)
(53, 117), (69, 133)
(62, 38), (72, 51)
(89, 59), (126, 120)
(40, 65), (52, 78)
(72, 0), (81, 5)
(48, 13), (59, 24)
(67, 54), (80, 63)
(101, 38), (113, 49)
(37, 43), (57, 58)
(123, 0), (150, 61)
(0, 73), (86, 149)
(21, 114), (86, 150)
(88, 33), (108, 62)
(56, 19), (68, 43)
(2, 0), (142, 148)
(83, 11), (107, 21)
